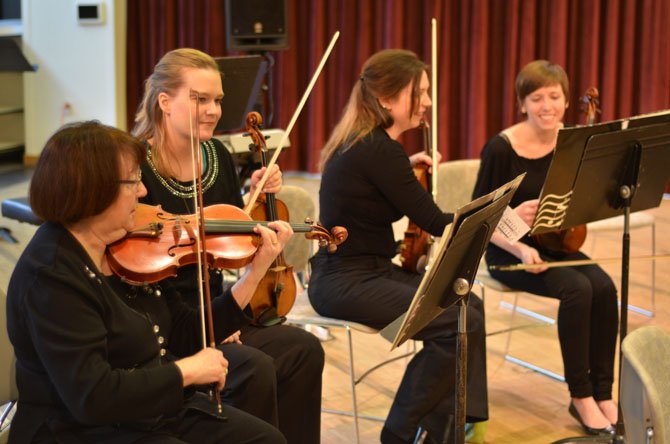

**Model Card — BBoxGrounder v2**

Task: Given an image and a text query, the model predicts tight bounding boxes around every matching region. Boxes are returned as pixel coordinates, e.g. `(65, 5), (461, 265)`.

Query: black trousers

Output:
(488, 246), (618, 400)
(219, 323), (324, 444)
(309, 254), (488, 443)
(131, 407), (286, 444)
(32, 401), (285, 444)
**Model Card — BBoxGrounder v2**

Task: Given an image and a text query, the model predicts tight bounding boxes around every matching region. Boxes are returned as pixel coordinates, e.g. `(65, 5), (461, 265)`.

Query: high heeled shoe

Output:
(569, 402), (615, 436)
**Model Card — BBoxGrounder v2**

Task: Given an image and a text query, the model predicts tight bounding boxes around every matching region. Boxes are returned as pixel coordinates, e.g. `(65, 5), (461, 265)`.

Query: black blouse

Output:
(472, 133), (554, 260)
(318, 126), (453, 259)
(472, 133), (553, 208)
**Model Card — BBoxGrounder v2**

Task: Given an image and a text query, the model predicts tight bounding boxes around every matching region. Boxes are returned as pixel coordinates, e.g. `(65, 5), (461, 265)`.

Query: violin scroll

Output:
(580, 87), (601, 126)
(305, 219), (348, 253)
(245, 111), (267, 151)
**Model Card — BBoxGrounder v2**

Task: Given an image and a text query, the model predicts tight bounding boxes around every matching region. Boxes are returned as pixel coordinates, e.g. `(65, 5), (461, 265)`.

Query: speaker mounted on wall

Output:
(225, 0), (288, 51)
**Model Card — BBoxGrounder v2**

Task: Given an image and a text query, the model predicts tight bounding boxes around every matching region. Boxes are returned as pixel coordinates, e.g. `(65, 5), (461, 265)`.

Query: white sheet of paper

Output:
(495, 206), (530, 243)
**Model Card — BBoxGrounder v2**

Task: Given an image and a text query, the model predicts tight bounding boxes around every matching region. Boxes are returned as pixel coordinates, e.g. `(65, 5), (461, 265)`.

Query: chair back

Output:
(0, 289), (18, 406)
(621, 326), (670, 444)
(1, 289), (18, 440)
(275, 185), (316, 274)
(435, 159), (481, 213)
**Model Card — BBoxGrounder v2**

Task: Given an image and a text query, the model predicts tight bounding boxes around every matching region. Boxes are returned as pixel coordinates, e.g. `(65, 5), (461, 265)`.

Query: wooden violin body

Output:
(107, 203), (259, 285)
(245, 111), (329, 326)
(107, 203), (346, 285)
(399, 120), (434, 272)
(399, 164), (433, 272)
(248, 194), (297, 326)
(532, 224), (587, 255)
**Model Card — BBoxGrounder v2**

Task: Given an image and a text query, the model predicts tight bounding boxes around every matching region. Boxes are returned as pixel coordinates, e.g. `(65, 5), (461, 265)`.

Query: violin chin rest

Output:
(253, 306), (286, 327)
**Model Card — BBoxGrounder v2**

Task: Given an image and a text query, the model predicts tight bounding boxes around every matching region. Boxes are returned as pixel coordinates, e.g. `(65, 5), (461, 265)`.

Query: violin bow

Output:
(188, 88), (223, 414)
(430, 18), (438, 201)
(244, 30), (340, 213)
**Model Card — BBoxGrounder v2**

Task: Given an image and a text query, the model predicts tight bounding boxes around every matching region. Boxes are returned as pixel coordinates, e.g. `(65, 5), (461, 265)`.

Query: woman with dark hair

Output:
(308, 49), (489, 444)
(472, 60), (618, 436)
(132, 48), (324, 444)
(6, 121), (288, 443)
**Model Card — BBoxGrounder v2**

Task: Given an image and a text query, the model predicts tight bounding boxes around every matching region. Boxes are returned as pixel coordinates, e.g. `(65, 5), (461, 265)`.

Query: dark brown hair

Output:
(30, 121), (145, 224)
(319, 49), (428, 170)
(515, 60), (570, 109)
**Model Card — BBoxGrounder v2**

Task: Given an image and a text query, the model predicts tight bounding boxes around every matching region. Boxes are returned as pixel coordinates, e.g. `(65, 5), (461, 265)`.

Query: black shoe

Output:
(569, 402), (616, 436)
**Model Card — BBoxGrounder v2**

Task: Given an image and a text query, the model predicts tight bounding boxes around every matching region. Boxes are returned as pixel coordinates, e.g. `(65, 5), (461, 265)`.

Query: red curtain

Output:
(127, 0), (670, 173)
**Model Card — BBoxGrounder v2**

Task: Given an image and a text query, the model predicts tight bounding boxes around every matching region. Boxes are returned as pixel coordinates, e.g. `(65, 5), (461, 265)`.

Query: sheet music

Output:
(496, 206), (530, 243)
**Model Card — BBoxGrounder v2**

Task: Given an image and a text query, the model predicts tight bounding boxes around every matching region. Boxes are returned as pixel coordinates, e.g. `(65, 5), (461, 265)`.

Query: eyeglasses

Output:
(118, 170), (142, 189)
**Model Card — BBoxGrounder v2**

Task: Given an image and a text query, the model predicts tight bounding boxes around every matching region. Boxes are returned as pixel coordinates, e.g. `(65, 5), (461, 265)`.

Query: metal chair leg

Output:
(502, 293), (565, 382)
(650, 221), (656, 315)
(347, 325), (360, 444)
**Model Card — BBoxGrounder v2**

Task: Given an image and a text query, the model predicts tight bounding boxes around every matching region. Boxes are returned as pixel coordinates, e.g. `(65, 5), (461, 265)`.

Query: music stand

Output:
(381, 174), (524, 444)
(532, 116), (670, 444)
(214, 55), (268, 132)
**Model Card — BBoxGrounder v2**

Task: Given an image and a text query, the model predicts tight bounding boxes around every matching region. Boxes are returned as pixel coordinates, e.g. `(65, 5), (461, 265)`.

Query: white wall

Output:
(21, 0), (126, 160)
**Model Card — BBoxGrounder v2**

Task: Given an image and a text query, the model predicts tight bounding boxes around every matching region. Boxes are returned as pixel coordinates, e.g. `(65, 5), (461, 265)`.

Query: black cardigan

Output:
(6, 222), (247, 443)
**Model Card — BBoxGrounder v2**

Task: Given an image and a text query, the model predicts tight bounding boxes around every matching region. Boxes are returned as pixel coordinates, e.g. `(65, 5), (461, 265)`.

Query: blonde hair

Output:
(319, 49), (427, 170)
(132, 48), (220, 177)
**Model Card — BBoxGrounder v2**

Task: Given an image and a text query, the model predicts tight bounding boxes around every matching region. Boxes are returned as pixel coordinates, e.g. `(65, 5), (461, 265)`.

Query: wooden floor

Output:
(1, 165), (669, 443)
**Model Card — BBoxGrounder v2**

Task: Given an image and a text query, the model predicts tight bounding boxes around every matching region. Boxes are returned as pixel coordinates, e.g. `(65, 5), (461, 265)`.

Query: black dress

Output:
(472, 133), (619, 400)
(139, 138), (324, 444)
(6, 222), (285, 444)
(309, 127), (488, 443)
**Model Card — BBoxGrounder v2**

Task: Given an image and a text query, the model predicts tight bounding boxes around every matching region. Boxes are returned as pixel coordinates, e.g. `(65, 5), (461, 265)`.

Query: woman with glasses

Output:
(6, 121), (287, 443)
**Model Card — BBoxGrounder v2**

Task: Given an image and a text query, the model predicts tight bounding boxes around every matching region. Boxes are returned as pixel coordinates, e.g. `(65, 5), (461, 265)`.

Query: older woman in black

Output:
(308, 49), (488, 444)
(6, 121), (289, 443)
(472, 60), (618, 436)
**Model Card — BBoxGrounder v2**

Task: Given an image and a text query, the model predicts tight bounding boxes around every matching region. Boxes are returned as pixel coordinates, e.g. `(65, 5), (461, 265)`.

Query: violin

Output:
(530, 87), (600, 254)
(399, 120), (434, 272)
(245, 111), (297, 326)
(106, 203), (347, 285)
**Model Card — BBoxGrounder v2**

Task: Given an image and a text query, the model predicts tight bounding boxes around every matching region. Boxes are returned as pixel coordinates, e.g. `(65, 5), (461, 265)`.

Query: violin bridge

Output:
(172, 218), (183, 244)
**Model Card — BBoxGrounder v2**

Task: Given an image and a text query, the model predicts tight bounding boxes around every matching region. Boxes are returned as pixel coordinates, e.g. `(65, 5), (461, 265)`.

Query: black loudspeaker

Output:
(225, 0), (288, 51)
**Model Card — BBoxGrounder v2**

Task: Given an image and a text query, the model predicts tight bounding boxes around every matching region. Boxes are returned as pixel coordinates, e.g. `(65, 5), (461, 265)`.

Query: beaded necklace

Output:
(146, 139), (220, 198)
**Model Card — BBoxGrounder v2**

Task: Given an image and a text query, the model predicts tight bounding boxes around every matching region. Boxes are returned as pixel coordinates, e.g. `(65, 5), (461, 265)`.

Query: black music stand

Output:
(381, 174), (524, 444)
(532, 116), (670, 444)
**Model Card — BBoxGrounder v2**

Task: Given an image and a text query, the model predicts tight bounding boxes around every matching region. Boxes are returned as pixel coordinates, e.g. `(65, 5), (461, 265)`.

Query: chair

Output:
(274, 185), (316, 284)
(1, 197), (43, 244)
(1, 289), (18, 443)
(288, 291), (406, 443)
(621, 326), (670, 444)
(279, 187), (417, 443)
(436, 159), (563, 381)
(587, 212), (656, 317)
(475, 264), (564, 382)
